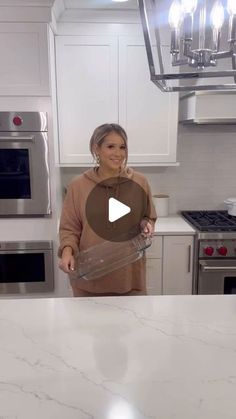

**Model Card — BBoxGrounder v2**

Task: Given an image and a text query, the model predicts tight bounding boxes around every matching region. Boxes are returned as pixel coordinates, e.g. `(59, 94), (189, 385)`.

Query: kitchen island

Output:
(0, 295), (235, 419)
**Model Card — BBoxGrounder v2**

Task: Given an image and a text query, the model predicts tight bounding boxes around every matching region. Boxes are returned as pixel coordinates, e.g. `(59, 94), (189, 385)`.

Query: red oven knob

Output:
(204, 246), (214, 256)
(217, 246), (228, 256)
(13, 116), (23, 126)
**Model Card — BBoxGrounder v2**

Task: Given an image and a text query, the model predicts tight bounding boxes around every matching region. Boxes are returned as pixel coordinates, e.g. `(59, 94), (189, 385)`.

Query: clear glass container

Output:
(70, 233), (152, 282)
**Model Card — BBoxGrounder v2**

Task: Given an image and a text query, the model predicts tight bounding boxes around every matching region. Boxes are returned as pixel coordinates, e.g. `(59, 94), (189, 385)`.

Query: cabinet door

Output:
(146, 236), (162, 295)
(146, 236), (162, 259)
(0, 23), (49, 96)
(146, 258), (162, 295)
(119, 37), (178, 165)
(163, 236), (193, 295)
(56, 36), (118, 165)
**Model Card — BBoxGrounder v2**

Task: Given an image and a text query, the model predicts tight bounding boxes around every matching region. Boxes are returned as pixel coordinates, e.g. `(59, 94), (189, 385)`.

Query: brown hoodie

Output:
(58, 167), (157, 294)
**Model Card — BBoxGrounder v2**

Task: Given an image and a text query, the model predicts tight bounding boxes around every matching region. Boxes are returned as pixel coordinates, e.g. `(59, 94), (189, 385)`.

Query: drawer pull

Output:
(188, 245), (191, 273)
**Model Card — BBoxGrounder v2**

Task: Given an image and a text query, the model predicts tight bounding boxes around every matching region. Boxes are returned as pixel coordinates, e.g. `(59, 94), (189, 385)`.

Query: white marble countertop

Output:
(0, 295), (236, 419)
(154, 215), (196, 235)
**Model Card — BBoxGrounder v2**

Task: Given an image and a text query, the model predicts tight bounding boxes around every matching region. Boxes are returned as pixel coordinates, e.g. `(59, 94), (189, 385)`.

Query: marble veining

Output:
(0, 295), (236, 419)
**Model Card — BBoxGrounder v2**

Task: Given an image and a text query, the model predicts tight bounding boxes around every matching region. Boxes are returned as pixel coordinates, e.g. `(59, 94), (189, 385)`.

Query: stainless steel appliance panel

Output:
(0, 241), (54, 294)
(199, 259), (236, 294)
(0, 131), (51, 215)
(0, 112), (51, 216)
(0, 112), (47, 132)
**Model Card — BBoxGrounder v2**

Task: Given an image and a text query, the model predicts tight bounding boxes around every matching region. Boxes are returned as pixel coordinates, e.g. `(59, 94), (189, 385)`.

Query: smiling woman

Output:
(90, 123), (128, 178)
(58, 123), (157, 297)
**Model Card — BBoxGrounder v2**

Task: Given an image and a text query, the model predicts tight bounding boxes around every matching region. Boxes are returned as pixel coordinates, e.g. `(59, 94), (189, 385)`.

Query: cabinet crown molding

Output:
(0, 0), (65, 23)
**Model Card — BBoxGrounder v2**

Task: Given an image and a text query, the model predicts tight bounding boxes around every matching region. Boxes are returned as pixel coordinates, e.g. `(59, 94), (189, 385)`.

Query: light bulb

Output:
(181, 0), (198, 14)
(211, 0), (224, 30)
(227, 0), (236, 15)
(169, 0), (183, 29)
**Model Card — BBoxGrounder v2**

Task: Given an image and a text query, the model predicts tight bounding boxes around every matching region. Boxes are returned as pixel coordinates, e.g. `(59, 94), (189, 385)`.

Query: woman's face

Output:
(96, 132), (127, 174)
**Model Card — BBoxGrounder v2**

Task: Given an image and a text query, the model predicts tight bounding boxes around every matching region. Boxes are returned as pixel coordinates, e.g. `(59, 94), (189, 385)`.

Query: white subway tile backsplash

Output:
(60, 124), (236, 214)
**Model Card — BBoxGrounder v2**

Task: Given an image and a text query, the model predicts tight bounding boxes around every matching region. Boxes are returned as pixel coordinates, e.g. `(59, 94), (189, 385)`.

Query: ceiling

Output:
(0, 0), (54, 5)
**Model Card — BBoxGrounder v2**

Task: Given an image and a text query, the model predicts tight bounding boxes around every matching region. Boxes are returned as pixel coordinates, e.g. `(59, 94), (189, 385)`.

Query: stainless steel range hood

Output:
(179, 91), (236, 125)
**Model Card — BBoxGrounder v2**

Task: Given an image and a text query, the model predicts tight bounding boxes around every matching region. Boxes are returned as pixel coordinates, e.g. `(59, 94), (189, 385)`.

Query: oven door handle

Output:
(200, 262), (236, 272)
(0, 136), (34, 142)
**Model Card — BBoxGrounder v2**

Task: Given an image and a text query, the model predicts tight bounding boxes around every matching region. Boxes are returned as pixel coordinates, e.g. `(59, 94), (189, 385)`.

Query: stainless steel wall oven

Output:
(0, 241), (54, 294)
(0, 112), (51, 216)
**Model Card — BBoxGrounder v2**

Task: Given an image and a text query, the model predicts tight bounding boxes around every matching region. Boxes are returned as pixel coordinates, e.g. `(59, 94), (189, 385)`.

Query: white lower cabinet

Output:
(146, 235), (194, 295)
(146, 236), (162, 295)
(162, 235), (194, 295)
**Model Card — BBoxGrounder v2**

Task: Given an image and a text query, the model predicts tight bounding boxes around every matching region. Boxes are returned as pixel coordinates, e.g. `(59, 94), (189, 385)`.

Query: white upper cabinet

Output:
(55, 35), (118, 165)
(119, 37), (178, 165)
(55, 28), (179, 166)
(0, 23), (50, 96)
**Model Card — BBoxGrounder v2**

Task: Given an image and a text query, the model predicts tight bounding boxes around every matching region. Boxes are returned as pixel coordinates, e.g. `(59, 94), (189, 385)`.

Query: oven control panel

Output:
(199, 240), (236, 258)
(0, 111), (47, 132)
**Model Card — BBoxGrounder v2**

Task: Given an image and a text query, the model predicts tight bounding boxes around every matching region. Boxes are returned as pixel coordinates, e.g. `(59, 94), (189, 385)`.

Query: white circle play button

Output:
(108, 197), (131, 222)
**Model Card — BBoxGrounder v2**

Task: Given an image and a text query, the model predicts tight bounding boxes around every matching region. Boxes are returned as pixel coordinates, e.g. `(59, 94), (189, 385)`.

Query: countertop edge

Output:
(154, 231), (196, 236)
(153, 215), (196, 235)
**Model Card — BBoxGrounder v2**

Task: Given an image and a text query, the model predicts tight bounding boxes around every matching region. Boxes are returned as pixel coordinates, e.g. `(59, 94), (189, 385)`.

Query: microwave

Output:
(0, 112), (51, 216)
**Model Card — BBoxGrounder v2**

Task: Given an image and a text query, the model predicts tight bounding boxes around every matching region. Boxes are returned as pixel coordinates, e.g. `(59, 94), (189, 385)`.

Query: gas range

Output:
(182, 210), (236, 256)
(182, 210), (236, 232)
(181, 211), (236, 294)
(182, 210), (236, 238)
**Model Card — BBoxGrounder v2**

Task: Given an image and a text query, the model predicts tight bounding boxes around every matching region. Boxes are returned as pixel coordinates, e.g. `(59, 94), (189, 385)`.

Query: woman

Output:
(58, 123), (157, 296)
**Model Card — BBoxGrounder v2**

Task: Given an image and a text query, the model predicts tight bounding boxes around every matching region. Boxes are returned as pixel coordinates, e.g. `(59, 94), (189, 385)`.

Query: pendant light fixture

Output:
(138, 0), (236, 91)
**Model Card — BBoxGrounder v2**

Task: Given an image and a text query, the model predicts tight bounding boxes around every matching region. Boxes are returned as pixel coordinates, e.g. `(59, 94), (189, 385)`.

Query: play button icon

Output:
(108, 198), (131, 222)
(85, 176), (150, 242)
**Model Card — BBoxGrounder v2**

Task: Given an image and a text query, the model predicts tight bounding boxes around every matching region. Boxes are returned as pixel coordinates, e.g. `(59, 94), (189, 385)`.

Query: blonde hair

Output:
(89, 123), (128, 167)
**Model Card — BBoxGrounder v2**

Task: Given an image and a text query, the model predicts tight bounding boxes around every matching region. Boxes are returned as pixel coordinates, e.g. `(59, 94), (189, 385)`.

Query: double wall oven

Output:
(182, 211), (236, 295)
(0, 111), (51, 216)
(0, 112), (54, 295)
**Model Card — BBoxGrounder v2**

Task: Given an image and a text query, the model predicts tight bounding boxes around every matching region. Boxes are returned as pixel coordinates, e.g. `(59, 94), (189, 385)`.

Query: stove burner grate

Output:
(181, 211), (236, 232)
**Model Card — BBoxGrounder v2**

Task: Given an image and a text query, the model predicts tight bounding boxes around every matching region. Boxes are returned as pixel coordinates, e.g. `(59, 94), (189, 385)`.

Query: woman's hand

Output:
(59, 246), (75, 273)
(140, 219), (154, 237)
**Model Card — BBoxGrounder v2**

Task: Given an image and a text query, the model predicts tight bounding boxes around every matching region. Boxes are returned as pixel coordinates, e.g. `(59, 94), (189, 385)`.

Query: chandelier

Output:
(138, 0), (236, 91)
